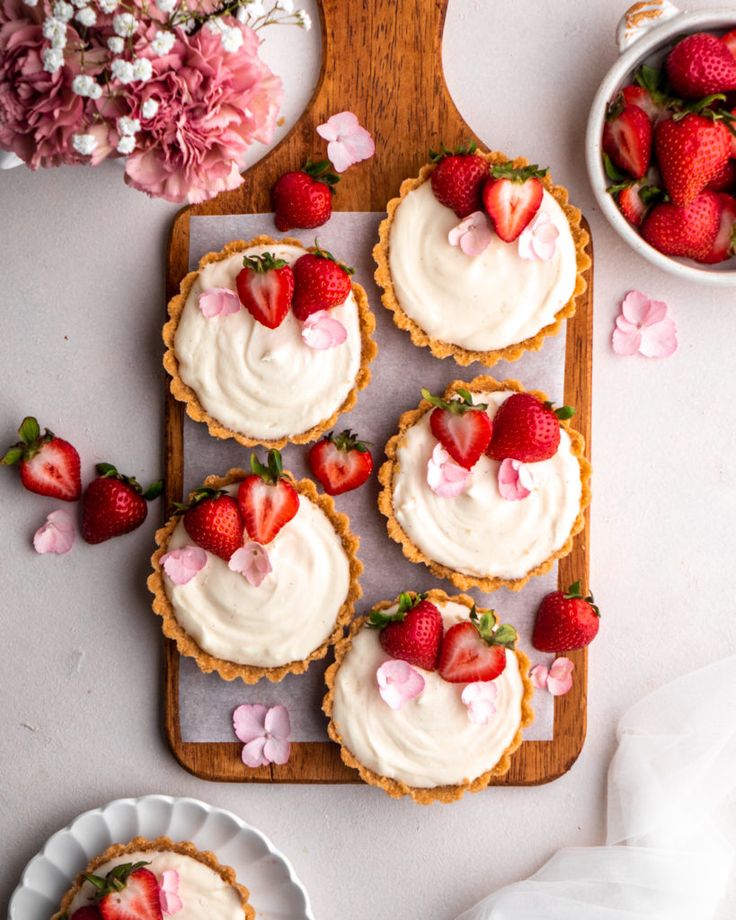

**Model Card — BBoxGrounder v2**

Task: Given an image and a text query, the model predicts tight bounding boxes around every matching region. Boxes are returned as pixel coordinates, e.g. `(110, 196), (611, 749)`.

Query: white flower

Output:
(111, 58), (135, 83)
(41, 47), (63, 73)
(42, 17), (67, 50)
(221, 25), (244, 52)
(141, 98), (160, 119)
(71, 0), (87, 7)
(98, 0), (118, 11)
(276, 0), (294, 12)
(180, 15), (195, 32)
(52, 1), (73, 22)
(296, 9), (311, 29)
(117, 116), (140, 136)
(76, 6), (96, 27)
(150, 29), (175, 55)
(156, 0), (176, 12)
(248, 0), (266, 13)
(72, 74), (99, 97)
(107, 36), (124, 53)
(204, 18), (223, 33)
(23, 0), (39, 7)
(72, 133), (98, 156)
(116, 135), (136, 155)
(113, 12), (137, 36)
(132, 57), (153, 81)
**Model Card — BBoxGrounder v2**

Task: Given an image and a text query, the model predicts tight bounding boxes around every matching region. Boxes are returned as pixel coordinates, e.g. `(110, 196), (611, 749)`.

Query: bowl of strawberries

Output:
(586, 2), (736, 283)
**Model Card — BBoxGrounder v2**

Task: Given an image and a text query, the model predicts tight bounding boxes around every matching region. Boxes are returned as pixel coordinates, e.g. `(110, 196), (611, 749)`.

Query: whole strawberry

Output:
(272, 160), (338, 231)
(429, 141), (490, 218)
(308, 429), (373, 495)
(236, 252), (294, 329)
(369, 593), (443, 671)
(2, 415), (81, 501)
(84, 861), (162, 920)
(178, 487), (245, 561)
(641, 191), (721, 260)
(655, 114), (730, 207)
(81, 464), (161, 544)
(238, 449), (299, 544)
(666, 32), (736, 98)
(487, 392), (574, 463)
(532, 581), (600, 652)
(291, 246), (353, 321)
(421, 387), (492, 469)
(602, 100), (653, 180)
(438, 608), (517, 684)
(482, 161), (548, 242)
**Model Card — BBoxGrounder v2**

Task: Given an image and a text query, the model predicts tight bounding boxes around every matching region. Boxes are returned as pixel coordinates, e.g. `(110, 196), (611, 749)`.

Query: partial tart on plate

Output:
(148, 455), (362, 683)
(53, 835), (253, 919)
(378, 377), (591, 592)
(373, 147), (591, 366)
(323, 589), (534, 804)
(164, 236), (377, 447)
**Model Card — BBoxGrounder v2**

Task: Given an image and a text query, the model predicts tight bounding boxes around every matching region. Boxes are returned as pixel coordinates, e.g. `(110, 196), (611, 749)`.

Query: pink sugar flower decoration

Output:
(233, 703), (291, 767)
(497, 458), (536, 502)
(376, 659), (425, 710)
(160, 546), (207, 586)
(159, 869), (183, 916)
(461, 681), (498, 724)
(316, 111), (375, 173)
(530, 657), (575, 696)
(427, 443), (471, 498)
(33, 509), (74, 555)
(448, 210), (493, 257)
(198, 287), (241, 318)
(228, 541), (272, 587)
(301, 310), (348, 349)
(612, 290), (678, 358)
(518, 210), (560, 261)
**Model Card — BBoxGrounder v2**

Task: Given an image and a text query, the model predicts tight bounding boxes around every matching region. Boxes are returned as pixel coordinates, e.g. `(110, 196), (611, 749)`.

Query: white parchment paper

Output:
(177, 212), (570, 745)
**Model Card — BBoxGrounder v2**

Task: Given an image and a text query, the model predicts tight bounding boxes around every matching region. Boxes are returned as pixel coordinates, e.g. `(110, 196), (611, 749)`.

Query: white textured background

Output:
(2, 1), (736, 917)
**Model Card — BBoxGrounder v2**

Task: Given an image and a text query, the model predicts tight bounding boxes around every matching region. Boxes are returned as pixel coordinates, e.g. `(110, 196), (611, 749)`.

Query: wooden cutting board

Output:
(163, 0), (593, 786)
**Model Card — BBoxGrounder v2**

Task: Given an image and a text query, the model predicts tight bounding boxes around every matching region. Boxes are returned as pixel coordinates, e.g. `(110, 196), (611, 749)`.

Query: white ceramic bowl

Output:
(586, 1), (736, 285)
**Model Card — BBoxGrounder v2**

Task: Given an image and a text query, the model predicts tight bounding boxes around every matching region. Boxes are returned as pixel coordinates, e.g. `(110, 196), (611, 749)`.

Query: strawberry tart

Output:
(323, 589), (534, 803)
(148, 452), (362, 683)
(373, 145), (590, 366)
(53, 836), (253, 919)
(378, 377), (591, 592)
(164, 236), (377, 447)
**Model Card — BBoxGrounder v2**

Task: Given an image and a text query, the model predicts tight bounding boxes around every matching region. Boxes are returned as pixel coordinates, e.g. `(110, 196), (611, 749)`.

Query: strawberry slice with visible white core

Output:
(699, 193), (736, 264)
(437, 609), (518, 684)
(237, 449), (299, 545)
(481, 162), (548, 243)
(235, 252), (294, 330)
(422, 387), (492, 470)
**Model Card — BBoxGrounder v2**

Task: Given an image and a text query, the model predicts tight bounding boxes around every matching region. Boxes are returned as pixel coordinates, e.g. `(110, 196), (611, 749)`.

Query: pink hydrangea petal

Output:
(241, 735), (269, 768)
(263, 735), (291, 765)
(161, 546), (208, 585)
(638, 316), (678, 358)
(427, 443), (471, 498)
(264, 704), (291, 740)
(518, 211), (559, 261)
(33, 510), (75, 555)
(376, 659), (425, 710)
(448, 211), (492, 257)
(228, 542), (272, 587)
(498, 458), (532, 501)
(547, 657), (575, 696)
(615, 315), (638, 333)
(159, 870), (183, 916)
(466, 698), (497, 724)
(641, 298), (668, 326)
(316, 110), (358, 142)
(461, 681), (498, 705)
(612, 324), (643, 356)
(316, 112), (374, 173)
(233, 703), (268, 744)
(301, 310), (348, 349)
(620, 290), (652, 326)
(530, 664), (550, 690)
(531, 234), (559, 261)
(198, 287), (241, 318)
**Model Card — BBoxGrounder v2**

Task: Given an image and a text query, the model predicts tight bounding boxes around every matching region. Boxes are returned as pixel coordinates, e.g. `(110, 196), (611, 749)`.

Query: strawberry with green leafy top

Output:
(236, 252), (294, 329)
(2, 415), (81, 501)
(81, 464), (162, 544)
(438, 608), (517, 684)
(238, 449), (299, 545)
(369, 592), (443, 671)
(487, 393), (574, 463)
(481, 161), (549, 242)
(429, 141), (490, 218)
(291, 246), (354, 320)
(83, 861), (162, 920)
(532, 581), (600, 652)
(178, 488), (245, 560)
(272, 160), (339, 231)
(308, 429), (373, 495)
(421, 387), (492, 469)
(666, 32), (736, 98)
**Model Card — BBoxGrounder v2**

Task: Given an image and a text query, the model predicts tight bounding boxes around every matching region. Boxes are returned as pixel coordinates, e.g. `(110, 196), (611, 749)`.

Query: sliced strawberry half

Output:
(308, 429), (373, 495)
(2, 415), (81, 501)
(602, 97), (653, 180)
(698, 193), (736, 263)
(236, 252), (294, 329)
(84, 862), (162, 920)
(421, 387), (492, 469)
(438, 608), (517, 684)
(369, 592), (443, 671)
(237, 449), (299, 545)
(481, 161), (547, 242)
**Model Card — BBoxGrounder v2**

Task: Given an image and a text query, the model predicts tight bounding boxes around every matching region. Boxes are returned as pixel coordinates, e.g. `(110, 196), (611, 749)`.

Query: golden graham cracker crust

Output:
(378, 376), (591, 593)
(322, 589), (535, 804)
(52, 836), (254, 920)
(373, 151), (591, 366)
(163, 235), (378, 448)
(148, 468), (362, 684)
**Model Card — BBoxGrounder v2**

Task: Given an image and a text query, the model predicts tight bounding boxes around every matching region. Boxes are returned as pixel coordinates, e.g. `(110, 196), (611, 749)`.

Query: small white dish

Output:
(8, 794), (314, 920)
(586, 1), (736, 285)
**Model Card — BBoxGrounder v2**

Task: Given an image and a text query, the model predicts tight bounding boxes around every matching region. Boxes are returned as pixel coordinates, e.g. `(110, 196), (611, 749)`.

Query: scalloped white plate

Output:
(8, 794), (314, 920)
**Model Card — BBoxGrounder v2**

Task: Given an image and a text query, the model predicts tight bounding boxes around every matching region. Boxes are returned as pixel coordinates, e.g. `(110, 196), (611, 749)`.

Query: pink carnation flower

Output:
(124, 21), (282, 203)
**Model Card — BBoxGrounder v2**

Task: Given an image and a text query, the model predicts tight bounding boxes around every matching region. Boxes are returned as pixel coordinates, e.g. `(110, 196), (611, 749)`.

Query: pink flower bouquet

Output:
(0, 0), (310, 202)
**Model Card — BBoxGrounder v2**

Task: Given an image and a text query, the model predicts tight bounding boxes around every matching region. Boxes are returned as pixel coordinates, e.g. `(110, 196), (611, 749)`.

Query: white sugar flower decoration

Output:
(107, 36), (124, 53)
(72, 133), (98, 156)
(113, 12), (137, 36)
(76, 6), (97, 27)
(132, 58), (153, 81)
(116, 135), (136, 155)
(141, 98), (160, 119)
(111, 59), (135, 83)
(52, 2), (73, 22)
(42, 47), (63, 73)
(33, 510), (75, 555)
(43, 17), (68, 50)
(117, 116), (140, 136)
(150, 30), (176, 56)
(316, 111), (375, 173)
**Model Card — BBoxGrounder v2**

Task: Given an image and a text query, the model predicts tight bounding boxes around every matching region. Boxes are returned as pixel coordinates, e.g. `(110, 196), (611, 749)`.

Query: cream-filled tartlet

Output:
(373, 150), (590, 366)
(53, 836), (253, 920)
(149, 460), (362, 683)
(378, 377), (590, 593)
(324, 590), (534, 803)
(164, 236), (377, 447)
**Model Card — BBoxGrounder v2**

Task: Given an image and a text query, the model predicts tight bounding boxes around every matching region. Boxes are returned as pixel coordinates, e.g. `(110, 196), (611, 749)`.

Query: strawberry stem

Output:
(242, 252), (288, 273)
(428, 139), (478, 162)
(2, 416), (54, 463)
(303, 159), (340, 189)
(368, 591), (427, 629)
(490, 161), (548, 182)
(310, 240), (355, 275)
(469, 606), (517, 648)
(250, 448), (289, 485)
(328, 429), (370, 452)
(420, 387), (488, 414)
